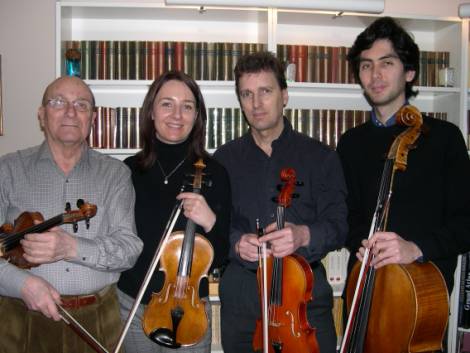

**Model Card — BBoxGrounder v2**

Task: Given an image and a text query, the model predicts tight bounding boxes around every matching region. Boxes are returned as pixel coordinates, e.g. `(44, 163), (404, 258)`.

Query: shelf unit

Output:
(56, 2), (470, 351)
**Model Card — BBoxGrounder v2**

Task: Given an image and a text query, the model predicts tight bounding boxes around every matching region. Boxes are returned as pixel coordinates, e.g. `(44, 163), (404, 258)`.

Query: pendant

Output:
(164, 178), (168, 185)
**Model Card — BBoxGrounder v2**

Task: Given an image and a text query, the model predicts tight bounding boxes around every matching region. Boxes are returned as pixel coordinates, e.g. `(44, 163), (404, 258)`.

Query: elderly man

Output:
(0, 76), (143, 353)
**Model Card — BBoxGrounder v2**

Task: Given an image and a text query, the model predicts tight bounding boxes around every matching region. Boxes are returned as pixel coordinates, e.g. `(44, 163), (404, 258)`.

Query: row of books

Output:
(88, 106), (448, 151)
(208, 108), (447, 150)
(208, 108), (371, 150)
(63, 41), (266, 81)
(277, 44), (450, 87)
(459, 252), (470, 329)
(63, 40), (450, 87)
(88, 107), (141, 149)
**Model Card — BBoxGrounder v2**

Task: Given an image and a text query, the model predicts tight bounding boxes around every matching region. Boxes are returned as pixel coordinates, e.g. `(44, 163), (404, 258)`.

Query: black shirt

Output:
(214, 118), (348, 304)
(118, 138), (231, 303)
(337, 116), (470, 292)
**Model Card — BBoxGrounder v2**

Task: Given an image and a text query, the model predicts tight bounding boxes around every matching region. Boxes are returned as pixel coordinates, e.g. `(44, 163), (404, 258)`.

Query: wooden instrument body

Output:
(252, 253), (319, 353)
(0, 201), (96, 269)
(346, 261), (449, 353)
(0, 212), (43, 268)
(143, 231), (214, 346)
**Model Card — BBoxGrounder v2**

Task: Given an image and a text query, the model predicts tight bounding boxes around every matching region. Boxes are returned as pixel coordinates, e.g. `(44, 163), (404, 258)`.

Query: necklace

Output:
(156, 158), (186, 185)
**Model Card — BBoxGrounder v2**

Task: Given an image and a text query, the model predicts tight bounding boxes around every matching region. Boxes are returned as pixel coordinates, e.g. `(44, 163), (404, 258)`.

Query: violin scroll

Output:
(387, 104), (423, 172)
(63, 199), (97, 231)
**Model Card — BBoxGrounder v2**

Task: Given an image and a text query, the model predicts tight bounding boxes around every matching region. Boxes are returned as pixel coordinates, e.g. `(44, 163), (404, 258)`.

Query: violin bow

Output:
(58, 304), (109, 353)
(256, 219), (269, 353)
(111, 199), (183, 353)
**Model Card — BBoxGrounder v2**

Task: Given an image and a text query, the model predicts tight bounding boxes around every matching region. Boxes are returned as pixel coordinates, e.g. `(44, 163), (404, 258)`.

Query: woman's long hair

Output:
(135, 71), (208, 171)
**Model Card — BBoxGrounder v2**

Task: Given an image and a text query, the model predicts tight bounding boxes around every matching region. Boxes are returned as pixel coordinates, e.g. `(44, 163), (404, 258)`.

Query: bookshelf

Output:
(449, 19), (470, 353)
(56, 1), (469, 351)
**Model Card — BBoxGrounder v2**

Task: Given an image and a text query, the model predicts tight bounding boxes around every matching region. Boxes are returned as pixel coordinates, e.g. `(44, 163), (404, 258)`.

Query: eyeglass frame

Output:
(45, 96), (94, 113)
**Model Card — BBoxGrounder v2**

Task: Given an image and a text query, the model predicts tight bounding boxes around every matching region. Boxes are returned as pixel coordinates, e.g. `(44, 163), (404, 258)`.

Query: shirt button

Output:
(270, 213), (275, 218)
(82, 257), (86, 261)
(66, 268), (70, 272)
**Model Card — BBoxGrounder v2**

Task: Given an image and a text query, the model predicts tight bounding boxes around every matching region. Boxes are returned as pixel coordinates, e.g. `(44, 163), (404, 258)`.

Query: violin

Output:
(0, 199), (97, 269)
(340, 105), (449, 353)
(252, 168), (319, 353)
(0, 200), (107, 353)
(142, 158), (214, 348)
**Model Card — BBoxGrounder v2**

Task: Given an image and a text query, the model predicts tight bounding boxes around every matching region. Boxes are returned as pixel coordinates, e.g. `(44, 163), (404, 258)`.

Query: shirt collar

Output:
(246, 116), (293, 150)
(371, 102), (409, 128)
(36, 141), (91, 171)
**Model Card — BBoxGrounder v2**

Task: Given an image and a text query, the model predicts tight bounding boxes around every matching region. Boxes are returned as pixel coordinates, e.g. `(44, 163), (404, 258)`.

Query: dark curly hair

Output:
(347, 16), (420, 99)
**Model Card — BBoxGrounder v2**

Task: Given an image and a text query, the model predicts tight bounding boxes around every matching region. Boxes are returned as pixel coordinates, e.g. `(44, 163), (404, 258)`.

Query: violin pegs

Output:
(65, 202), (71, 212)
(85, 218), (90, 229)
(73, 222), (78, 233)
(77, 199), (84, 208)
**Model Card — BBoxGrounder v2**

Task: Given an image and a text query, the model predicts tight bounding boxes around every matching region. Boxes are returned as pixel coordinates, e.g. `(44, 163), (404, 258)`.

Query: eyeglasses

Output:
(46, 97), (93, 113)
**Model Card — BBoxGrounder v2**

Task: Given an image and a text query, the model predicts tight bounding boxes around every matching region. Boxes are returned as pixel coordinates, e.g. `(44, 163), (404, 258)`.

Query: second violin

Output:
(142, 159), (214, 348)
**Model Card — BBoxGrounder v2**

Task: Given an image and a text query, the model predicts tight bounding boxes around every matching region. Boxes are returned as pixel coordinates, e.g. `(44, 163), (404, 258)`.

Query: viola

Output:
(0, 199), (97, 269)
(142, 158), (214, 348)
(252, 168), (319, 353)
(340, 105), (449, 353)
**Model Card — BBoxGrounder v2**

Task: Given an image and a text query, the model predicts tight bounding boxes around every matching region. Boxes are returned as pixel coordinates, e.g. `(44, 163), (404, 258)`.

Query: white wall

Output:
(0, 0), (467, 155)
(0, 0), (56, 156)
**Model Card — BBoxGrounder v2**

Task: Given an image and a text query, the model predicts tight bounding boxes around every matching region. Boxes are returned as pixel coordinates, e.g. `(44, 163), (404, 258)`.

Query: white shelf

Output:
(58, 4), (470, 351)
(88, 79), (462, 112)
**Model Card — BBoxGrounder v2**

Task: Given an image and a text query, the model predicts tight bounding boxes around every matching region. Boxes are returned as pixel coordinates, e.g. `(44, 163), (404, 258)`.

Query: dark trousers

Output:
(220, 261), (337, 353)
(0, 285), (124, 353)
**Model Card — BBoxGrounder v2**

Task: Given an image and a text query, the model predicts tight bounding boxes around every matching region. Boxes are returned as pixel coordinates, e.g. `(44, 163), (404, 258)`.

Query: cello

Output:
(142, 158), (214, 348)
(340, 105), (449, 353)
(252, 168), (320, 353)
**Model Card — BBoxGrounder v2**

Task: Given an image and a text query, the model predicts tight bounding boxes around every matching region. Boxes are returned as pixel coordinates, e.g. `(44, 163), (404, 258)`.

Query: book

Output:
(461, 252), (470, 328)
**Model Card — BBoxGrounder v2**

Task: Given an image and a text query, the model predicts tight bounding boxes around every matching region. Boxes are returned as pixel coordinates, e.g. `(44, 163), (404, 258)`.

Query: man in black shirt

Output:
(214, 51), (348, 353)
(337, 16), (470, 351)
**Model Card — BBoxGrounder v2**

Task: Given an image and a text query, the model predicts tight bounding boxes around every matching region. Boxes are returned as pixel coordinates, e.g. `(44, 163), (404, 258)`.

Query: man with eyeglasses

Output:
(0, 76), (143, 353)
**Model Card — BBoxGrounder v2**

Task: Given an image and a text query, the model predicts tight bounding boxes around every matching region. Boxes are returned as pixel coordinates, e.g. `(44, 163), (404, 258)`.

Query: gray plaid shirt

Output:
(0, 142), (142, 297)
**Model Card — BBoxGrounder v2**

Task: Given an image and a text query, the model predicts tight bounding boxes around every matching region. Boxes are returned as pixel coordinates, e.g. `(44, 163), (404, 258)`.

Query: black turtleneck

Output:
(118, 138), (231, 303)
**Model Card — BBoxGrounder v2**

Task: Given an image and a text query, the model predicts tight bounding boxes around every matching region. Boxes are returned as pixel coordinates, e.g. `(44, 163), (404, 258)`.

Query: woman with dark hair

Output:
(117, 70), (231, 353)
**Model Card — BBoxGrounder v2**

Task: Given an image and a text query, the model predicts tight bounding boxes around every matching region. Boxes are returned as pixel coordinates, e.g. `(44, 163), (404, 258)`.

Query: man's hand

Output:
(21, 226), (77, 264)
(259, 222), (310, 258)
(21, 276), (62, 321)
(235, 233), (265, 262)
(357, 231), (423, 268)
